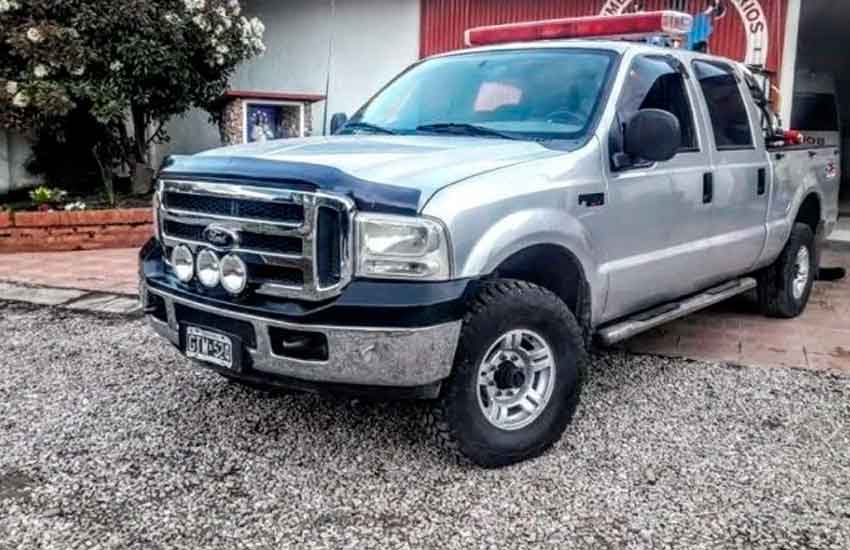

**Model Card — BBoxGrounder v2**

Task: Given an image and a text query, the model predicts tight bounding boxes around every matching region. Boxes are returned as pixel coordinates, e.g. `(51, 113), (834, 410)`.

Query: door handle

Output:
(757, 168), (766, 196)
(703, 172), (713, 204)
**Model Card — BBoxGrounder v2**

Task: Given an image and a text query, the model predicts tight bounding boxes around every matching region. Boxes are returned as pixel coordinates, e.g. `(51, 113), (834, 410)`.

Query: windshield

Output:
(343, 49), (617, 141)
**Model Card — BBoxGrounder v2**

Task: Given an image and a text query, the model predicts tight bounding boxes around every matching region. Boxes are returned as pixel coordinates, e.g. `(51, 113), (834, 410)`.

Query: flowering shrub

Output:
(0, 0), (265, 186)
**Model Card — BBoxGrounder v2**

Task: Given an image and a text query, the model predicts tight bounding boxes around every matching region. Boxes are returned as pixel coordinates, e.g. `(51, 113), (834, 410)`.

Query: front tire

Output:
(758, 223), (816, 318)
(430, 280), (588, 467)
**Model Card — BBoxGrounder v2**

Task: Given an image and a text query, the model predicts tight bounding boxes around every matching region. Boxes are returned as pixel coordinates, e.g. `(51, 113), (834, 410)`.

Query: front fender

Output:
(457, 208), (607, 325)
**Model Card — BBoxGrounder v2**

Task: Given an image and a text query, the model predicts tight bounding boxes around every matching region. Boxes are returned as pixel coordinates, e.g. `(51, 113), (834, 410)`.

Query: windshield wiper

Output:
(339, 121), (396, 135)
(416, 123), (519, 140)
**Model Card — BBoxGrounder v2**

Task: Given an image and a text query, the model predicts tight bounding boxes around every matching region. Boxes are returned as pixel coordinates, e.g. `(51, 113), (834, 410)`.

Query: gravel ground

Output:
(1, 301), (849, 550)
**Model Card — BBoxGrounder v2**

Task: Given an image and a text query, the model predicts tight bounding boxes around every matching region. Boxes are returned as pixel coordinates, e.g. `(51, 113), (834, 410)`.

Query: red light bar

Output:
(465, 11), (693, 47)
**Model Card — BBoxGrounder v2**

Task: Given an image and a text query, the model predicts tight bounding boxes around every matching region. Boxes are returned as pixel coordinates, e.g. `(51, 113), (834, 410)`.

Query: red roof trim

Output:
(223, 90), (326, 103)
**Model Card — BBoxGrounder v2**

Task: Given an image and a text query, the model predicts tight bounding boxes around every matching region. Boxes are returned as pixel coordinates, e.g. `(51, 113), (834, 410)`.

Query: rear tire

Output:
(429, 280), (588, 467)
(758, 223), (816, 318)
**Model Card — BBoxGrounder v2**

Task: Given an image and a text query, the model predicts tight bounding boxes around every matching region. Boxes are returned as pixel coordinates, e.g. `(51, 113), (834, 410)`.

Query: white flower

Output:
(33, 64), (48, 78)
(12, 91), (29, 108)
(216, 44), (229, 54)
(214, 25), (224, 35)
(249, 17), (265, 36)
(183, 0), (205, 11)
(214, 54), (225, 66)
(67, 28), (79, 39)
(71, 66), (85, 76)
(222, 16), (232, 29)
(26, 27), (44, 43)
(5, 80), (18, 95)
(215, 6), (226, 18)
(164, 12), (180, 25)
(64, 201), (87, 211)
(0, 0), (11, 13)
(192, 14), (209, 31)
(110, 61), (123, 72)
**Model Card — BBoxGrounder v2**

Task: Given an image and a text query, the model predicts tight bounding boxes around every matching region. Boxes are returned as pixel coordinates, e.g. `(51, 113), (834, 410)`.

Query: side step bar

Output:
(597, 277), (757, 346)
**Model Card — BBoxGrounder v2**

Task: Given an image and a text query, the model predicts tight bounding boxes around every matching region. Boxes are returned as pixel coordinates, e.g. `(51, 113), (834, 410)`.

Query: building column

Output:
(778, 0), (802, 125)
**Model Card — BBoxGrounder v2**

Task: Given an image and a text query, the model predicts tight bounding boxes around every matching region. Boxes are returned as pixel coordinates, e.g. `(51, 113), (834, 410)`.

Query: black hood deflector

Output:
(160, 155), (421, 215)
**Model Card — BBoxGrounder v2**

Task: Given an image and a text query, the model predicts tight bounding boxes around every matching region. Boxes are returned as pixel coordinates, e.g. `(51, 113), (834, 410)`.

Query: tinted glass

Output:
(792, 93), (839, 132)
(693, 60), (754, 149)
(617, 55), (697, 151)
(346, 49), (616, 141)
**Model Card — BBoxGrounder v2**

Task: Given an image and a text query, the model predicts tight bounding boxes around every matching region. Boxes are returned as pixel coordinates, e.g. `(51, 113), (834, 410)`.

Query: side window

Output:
(693, 60), (754, 149)
(615, 55), (698, 154)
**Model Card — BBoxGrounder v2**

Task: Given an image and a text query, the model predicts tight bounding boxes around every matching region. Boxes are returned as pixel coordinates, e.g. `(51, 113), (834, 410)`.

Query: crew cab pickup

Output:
(141, 13), (840, 466)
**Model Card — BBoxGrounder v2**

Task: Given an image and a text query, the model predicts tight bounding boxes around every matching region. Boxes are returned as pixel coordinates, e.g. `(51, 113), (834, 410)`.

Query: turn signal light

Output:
(465, 11), (693, 47)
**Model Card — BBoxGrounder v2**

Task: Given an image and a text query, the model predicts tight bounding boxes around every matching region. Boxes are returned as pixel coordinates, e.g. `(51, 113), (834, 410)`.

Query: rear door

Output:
(691, 59), (769, 280)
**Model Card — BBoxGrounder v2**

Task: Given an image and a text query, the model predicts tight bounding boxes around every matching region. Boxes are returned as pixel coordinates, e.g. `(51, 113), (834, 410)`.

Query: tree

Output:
(0, 0), (265, 195)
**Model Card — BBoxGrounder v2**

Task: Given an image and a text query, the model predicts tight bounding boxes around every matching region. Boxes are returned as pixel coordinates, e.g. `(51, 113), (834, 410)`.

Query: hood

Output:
(162, 135), (561, 213)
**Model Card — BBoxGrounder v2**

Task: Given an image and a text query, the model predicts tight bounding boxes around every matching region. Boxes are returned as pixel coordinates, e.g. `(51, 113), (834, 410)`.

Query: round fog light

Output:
(196, 249), (221, 288)
(220, 254), (248, 294)
(171, 245), (194, 282)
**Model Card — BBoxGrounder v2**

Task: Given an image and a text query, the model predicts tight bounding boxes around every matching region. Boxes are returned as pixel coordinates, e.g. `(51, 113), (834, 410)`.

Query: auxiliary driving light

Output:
(196, 249), (221, 288)
(220, 253), (248, 294)
(171, 245), (195, 283)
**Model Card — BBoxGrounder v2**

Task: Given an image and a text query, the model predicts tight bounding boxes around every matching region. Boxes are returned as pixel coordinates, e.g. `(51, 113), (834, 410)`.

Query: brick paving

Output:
(0, 248), (139, 296)
(624, 247), (850, 374)
(0, 245), (848, 373)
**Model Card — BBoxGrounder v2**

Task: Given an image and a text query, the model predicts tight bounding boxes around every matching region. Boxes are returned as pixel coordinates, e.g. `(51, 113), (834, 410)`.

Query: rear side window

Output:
(792, 93), (839, 132)
(616, 55), (698, 151)
(693, 60), (754, 150)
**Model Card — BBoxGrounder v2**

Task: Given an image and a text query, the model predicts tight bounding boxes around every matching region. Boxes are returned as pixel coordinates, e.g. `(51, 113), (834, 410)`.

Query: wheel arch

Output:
(794, 192), (822, 235)
(489, 243), (593, 342)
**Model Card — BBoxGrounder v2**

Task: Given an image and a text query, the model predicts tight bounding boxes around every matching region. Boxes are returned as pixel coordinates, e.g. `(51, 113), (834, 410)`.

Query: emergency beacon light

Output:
(464, 11), (694, 47)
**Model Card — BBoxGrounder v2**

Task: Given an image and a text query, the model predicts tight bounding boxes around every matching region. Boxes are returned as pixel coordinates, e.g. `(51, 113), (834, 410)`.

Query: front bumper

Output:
(143, 282), (462, 391)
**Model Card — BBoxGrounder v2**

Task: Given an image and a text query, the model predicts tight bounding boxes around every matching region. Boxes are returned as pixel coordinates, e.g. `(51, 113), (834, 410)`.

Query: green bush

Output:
(0, 0), (265, 194)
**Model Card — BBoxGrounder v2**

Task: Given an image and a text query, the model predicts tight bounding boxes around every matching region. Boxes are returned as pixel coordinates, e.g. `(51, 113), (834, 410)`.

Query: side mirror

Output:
(622, 109), (681, 164)
(330, 112), (348, 134)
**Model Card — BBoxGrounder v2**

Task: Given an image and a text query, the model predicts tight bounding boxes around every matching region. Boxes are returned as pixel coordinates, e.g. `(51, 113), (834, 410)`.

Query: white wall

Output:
(161, 0), (421, 159)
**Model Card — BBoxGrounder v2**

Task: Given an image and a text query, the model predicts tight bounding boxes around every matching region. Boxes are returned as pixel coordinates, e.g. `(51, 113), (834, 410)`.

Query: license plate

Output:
(185, 326), (234, 369)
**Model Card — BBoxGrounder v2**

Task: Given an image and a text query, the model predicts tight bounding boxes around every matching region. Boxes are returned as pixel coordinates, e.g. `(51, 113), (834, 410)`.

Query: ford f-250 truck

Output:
(140, 12), (840, 466)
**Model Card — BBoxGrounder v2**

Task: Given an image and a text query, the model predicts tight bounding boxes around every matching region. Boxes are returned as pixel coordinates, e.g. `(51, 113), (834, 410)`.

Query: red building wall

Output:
(421, 0), (788, 74)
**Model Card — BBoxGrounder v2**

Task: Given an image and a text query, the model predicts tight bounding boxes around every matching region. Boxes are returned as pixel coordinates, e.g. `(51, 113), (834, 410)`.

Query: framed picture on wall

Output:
(243, 101), (305, 143)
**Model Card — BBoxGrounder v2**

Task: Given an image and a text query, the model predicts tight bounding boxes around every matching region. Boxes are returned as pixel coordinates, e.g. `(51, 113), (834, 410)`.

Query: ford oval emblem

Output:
(203, 224), (239, 248)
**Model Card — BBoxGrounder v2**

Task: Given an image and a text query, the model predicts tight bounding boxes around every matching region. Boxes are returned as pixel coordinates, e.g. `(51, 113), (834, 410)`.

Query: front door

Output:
(601, 54), (716, 321)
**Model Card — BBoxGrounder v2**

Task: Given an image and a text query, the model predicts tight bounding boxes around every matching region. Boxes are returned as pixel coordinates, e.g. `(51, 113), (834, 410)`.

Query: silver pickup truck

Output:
(141, 37), (839, 467)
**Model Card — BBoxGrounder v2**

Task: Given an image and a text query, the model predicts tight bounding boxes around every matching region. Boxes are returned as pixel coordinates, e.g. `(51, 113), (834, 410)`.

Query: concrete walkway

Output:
(0, 242), (849, 374)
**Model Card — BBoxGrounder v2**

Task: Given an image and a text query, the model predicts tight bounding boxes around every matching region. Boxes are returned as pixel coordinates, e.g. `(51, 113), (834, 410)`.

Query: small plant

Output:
(28, 186), (68, 210)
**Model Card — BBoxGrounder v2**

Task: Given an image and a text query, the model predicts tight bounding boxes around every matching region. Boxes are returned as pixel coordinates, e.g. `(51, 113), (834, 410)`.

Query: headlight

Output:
(355, 213), (451, 280)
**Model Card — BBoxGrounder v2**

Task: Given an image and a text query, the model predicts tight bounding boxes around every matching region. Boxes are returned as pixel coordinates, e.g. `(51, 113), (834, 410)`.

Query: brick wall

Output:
(0, 208), (153, 253)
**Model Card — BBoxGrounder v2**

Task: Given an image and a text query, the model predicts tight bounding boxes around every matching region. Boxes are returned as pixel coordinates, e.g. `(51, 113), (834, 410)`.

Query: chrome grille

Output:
(157, 179), (355, 301)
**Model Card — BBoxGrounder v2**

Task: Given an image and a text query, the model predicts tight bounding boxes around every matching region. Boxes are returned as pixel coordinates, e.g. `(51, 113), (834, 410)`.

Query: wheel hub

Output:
(476, 329), (556, 431)
(494, 362), (526, 389)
